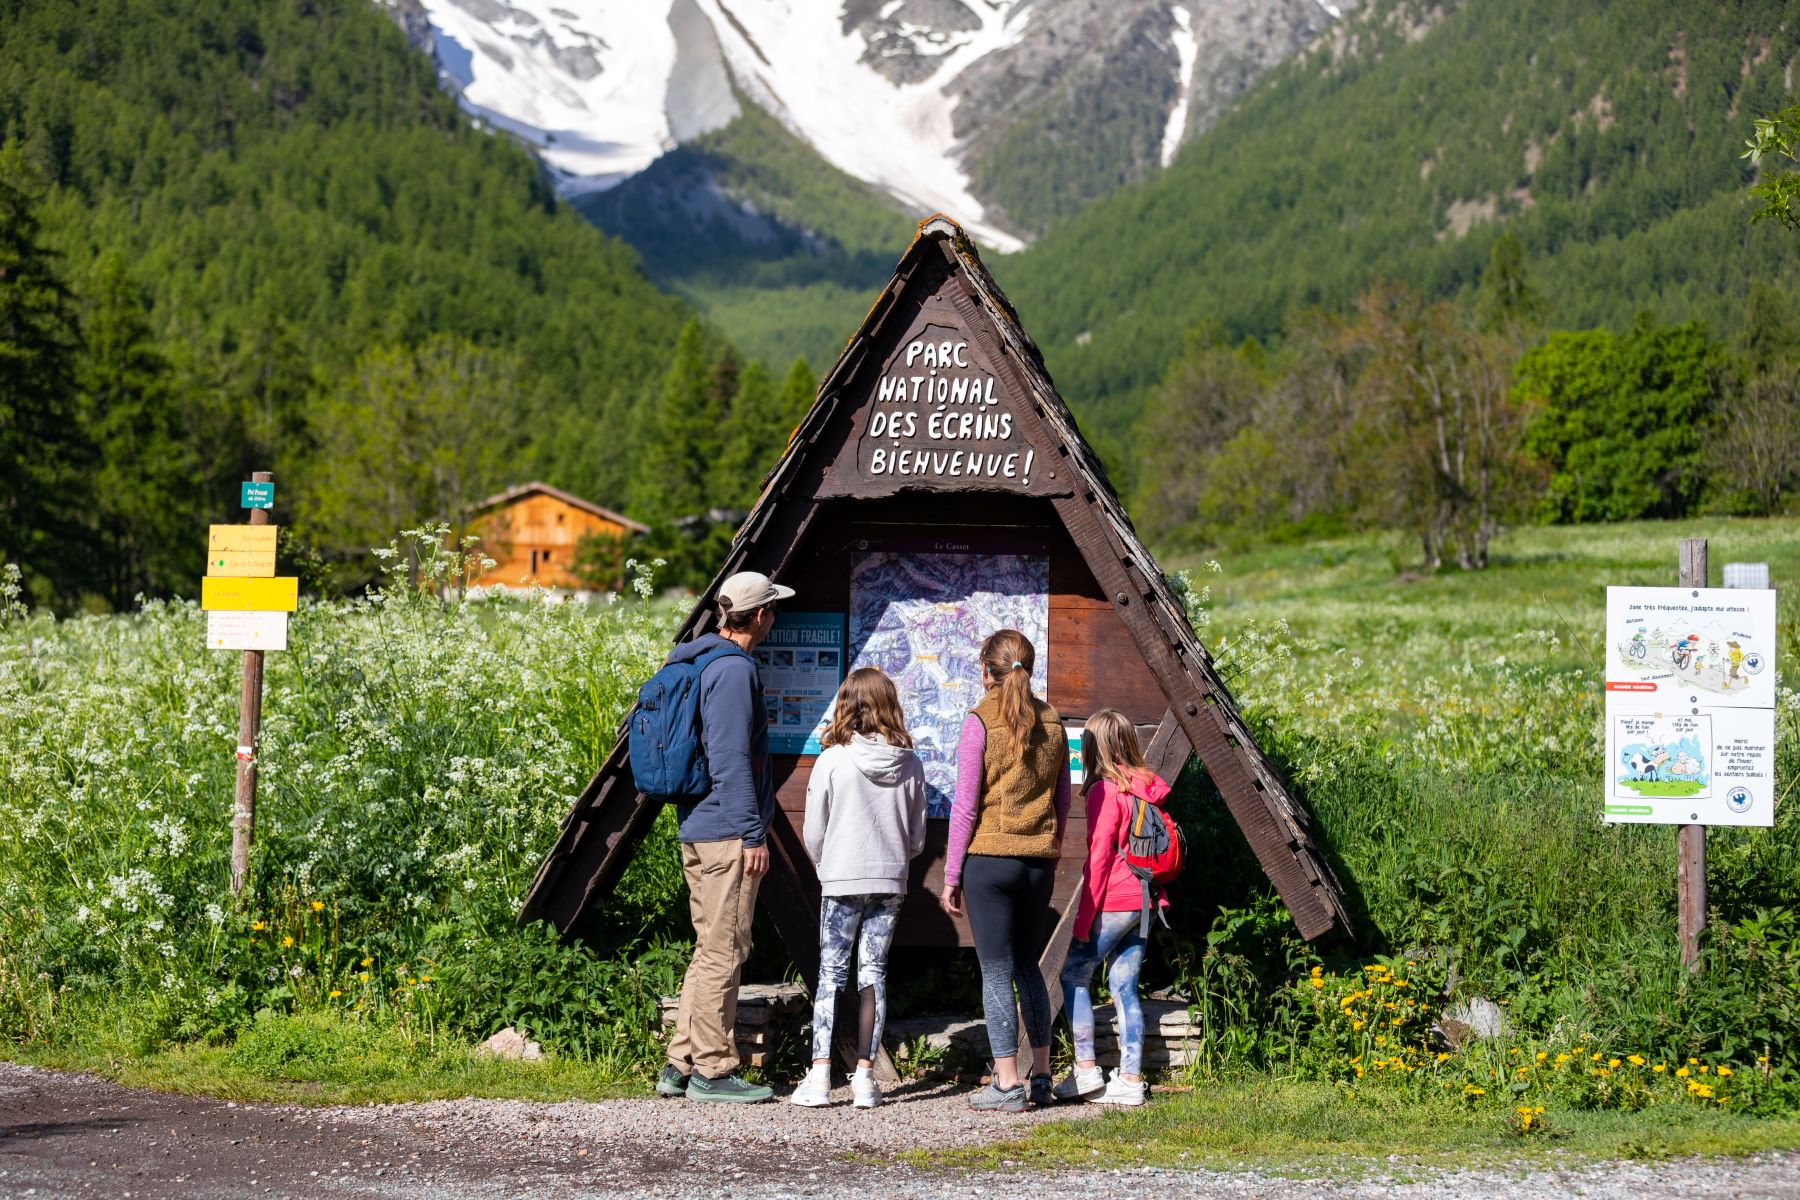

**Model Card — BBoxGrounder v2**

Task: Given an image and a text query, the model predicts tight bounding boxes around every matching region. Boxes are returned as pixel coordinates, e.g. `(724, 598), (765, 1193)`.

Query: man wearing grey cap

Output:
(658, 570), (795, 1103)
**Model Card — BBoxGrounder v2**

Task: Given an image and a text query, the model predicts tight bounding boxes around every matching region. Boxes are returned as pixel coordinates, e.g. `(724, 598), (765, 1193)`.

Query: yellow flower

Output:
(1654, 1064), (1666, 1074)
(1716, 1096), (1729, 1106)
(251, 920), (267, 932)
(310, 900), (325, 912)
(1311, 977), (1324, 990)
(358, 971), (370, 982)
(1311, 965), (1323, 977)
(1590, 1051), (1601, 1061)
(1608, 1058), (1621, 1068)
(1555, 1053), (1571, 1064)
(329, 989), (342, 998)
(281, 935), (295, 948)
(1573, 1046), (1585, 1055)
(361, 956), (373, 967)
(1628, 1055), (1646, 1066)
(421, 975), (432, 984)
(1688, 1057), (1699, 1066)
(1352, 1020), (1365, 1031)
(1758, 1055), (1770, 1064)
(1536, 1051), (1548, 1062)
(1717, 1066), (1733, 1078)
(1676, 1067), (1690, 1078)
(1699, 1065), (1710, 1074)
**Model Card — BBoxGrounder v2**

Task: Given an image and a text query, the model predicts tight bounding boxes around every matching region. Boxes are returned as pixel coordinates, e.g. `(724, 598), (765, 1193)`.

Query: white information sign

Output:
(1603, 586), (1777, 826)
(207, 610), (289, 651)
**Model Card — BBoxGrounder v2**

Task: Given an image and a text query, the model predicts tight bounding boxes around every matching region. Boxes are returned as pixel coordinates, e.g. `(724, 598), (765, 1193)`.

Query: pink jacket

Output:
(1074, 769), (1171, 942)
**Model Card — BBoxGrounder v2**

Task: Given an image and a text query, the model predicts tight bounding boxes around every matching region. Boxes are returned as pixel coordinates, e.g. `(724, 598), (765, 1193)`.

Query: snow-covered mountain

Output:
(395, 0), (1351, 250)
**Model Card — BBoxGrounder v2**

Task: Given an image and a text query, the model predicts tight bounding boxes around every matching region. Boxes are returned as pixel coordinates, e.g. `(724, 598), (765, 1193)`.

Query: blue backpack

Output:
(628, 644), (748, 800)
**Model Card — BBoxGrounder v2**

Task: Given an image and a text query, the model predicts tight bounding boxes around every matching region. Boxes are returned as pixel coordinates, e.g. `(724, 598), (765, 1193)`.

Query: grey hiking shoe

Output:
(967, 1080), (1028, 1113)
(1028, 1073), (1054, 1107)
(655, 1064), (690, 1097)
(687, 1071), (774, 1103)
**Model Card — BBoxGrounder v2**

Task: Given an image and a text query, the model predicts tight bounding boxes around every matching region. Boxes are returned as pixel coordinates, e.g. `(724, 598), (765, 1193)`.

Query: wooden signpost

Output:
(1676, 539), (1707, 971)
(201, 471), (297, 896)
(519, 217), (1351, 1073)
(1603, 537), (1779, 972)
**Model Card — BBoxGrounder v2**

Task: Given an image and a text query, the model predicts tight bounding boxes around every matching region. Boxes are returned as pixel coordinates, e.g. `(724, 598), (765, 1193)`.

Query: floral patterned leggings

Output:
(810, 894), (904, 1062)
(1059, 910), (1148, 1076)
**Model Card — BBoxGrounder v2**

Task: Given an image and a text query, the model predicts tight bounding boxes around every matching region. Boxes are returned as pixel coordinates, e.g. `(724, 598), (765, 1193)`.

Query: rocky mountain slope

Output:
(395, 0), (1350, 248)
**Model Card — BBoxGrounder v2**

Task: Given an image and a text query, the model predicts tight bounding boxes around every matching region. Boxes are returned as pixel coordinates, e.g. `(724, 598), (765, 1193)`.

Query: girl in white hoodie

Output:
(791, 667), (927, 1109)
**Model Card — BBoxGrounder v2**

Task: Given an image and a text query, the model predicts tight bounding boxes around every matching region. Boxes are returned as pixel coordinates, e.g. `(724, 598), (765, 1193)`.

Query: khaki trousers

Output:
(666, 838), (761, 1079)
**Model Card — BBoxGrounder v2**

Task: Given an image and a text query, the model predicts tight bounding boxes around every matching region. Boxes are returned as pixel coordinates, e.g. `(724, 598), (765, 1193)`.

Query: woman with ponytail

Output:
(939, 629), (1070, 1112)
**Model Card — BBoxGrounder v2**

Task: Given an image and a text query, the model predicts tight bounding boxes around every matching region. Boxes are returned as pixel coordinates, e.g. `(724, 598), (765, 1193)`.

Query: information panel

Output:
(757, 612), (847, 755)
(1603, 586), (1777, 826)
(849, 543), (1049, 817)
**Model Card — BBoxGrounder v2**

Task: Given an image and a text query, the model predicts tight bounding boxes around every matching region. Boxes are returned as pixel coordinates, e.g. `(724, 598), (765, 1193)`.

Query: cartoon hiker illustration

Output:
(1624, 745), (1670, 782)
(1727, 640), (1746, 684)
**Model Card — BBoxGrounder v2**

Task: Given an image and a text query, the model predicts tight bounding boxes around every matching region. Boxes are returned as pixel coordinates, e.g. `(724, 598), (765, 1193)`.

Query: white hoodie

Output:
(803, 733), (928, 896)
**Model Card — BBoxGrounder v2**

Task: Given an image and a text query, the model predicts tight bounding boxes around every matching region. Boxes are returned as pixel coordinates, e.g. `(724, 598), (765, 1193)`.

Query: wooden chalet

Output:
(519, 216), (1349, 1060)
(468, 482), (648, 591)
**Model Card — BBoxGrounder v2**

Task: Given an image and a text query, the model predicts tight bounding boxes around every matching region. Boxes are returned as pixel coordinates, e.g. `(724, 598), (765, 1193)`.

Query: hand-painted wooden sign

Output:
(201, 576), (298, 612)
(206, 609), (289, 651)
(207, 525), (278, 577)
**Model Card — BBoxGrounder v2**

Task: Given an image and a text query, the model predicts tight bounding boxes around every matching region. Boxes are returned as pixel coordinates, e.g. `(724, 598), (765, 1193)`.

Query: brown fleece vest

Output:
(965, 690), (1065, 860)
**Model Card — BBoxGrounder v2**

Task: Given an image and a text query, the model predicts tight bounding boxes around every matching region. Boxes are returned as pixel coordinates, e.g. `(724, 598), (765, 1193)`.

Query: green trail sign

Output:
(241, 481), (275, 510)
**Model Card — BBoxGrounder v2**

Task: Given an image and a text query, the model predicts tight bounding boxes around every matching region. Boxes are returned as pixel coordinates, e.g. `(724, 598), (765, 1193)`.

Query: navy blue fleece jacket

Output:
(668, 633), (774, 847)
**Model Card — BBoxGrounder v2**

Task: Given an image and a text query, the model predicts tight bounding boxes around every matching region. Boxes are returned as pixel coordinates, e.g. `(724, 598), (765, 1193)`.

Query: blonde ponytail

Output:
(980, 629), (1041, 749)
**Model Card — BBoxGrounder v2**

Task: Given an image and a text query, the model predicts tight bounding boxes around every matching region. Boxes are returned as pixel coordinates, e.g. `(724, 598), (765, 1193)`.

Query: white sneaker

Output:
(1094, 1070), (1146, 1106)
(790, 1064), (832, 1107)
(1052, 1064), (1106, 1101)
(851, 1067), (881, 1109)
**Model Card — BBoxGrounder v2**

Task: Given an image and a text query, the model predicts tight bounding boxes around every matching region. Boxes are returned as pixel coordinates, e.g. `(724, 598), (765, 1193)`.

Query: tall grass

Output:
(0, 530), (688, 1073)
(2, 519), (1797, 1117)
(1159, 518), (1800, 1112)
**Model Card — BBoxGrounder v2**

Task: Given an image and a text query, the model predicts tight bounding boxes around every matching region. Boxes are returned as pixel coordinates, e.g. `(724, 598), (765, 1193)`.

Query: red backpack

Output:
(1117, 781), (1186, 938)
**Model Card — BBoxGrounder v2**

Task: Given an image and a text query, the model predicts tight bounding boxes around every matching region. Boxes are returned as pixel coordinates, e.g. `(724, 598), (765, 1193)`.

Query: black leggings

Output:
(962, 854), (1056, 1062)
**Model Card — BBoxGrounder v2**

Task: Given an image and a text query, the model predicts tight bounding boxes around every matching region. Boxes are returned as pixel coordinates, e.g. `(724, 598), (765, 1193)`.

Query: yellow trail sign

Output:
(201, 576), (298, 612)
(207, 524), (278, 577)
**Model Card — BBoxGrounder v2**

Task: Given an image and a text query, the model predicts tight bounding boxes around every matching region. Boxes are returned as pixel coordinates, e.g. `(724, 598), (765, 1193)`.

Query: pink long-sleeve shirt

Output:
(945, 712), (1072, 887)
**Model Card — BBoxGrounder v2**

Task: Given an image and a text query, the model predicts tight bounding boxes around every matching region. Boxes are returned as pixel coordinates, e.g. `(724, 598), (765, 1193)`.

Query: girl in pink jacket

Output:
(1054, 708), (1169, 1106)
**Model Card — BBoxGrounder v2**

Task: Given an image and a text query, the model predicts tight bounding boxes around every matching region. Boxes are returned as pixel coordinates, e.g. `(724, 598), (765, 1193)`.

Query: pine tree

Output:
(78, 254), (197, 608)
(713, 359), (775, 506)
(631, 320), (715, 521)
(775, 356), (817, 439)
(0, 144), (83, 596)
(1477, 233), (1547, 337)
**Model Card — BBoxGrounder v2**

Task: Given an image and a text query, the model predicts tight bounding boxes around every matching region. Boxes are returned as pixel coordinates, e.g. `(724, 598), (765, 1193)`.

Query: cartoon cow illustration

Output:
(1624, 745), (1670, 782)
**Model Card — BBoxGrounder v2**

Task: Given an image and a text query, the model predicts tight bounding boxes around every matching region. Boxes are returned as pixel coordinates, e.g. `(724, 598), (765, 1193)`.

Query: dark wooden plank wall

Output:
(764, 494), (1165, 947)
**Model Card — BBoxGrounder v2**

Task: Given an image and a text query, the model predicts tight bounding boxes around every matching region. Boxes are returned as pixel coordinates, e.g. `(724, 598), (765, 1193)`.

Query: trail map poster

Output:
(1603, 586), (1778, 827)
(849, 546), (1049, 817)
(756, 612), (846, 755)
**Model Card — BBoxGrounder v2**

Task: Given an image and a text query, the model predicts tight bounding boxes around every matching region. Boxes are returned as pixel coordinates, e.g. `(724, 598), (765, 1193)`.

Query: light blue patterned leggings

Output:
(1059, 910), (1148, 1075)
(811, 894), (904, 1062)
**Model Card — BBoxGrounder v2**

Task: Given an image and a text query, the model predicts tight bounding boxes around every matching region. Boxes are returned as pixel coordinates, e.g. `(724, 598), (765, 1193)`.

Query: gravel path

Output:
(5, 1060), (1800, 1199)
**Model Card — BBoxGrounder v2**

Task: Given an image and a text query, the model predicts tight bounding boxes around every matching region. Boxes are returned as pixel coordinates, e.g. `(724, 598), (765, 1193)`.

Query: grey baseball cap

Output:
(717, 571), (795, 614)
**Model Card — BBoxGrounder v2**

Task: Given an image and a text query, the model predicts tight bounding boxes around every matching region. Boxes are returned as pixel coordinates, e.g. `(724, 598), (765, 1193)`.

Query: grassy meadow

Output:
(2, 520), (1798, 1156)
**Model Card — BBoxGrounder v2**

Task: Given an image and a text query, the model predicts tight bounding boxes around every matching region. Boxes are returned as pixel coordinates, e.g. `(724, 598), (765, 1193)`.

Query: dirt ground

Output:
(7, 1060), (1800, 1200)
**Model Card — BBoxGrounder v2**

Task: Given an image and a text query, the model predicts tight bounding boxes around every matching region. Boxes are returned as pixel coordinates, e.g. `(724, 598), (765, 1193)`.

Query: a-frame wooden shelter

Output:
(519, 216), (1349, 1014)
